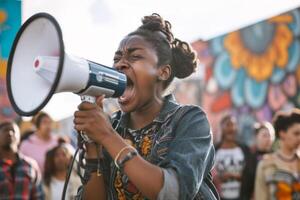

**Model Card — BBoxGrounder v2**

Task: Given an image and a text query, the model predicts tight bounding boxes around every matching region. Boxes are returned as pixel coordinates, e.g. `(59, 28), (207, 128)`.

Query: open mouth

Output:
(118, 75), (135, 104)
(127, 76), (134, 87)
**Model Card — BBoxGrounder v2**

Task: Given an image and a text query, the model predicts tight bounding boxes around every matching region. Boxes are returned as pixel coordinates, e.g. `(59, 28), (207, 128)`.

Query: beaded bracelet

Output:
(114, 146), (136, 167)
(82, 158), (103, 185)
(116, 151), (138, 170)
(114, 146), (138, 169)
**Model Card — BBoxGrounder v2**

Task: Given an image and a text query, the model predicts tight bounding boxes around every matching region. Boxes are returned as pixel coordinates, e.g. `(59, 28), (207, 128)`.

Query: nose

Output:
(8, 130), (14, 137)
(114, 59), (130, 72)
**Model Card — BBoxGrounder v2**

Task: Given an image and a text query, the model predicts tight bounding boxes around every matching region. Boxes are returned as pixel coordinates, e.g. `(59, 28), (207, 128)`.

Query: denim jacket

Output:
(103, 94), (219, 200)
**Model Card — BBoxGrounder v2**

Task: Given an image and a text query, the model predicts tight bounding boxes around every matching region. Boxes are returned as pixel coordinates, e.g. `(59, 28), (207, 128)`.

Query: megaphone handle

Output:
(79, 95), (96, 143)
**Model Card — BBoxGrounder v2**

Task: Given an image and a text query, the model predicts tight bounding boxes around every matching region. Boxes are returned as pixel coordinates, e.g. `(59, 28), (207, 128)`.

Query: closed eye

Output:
(113, 56), (121, 64)
(130, 54), (143, 61)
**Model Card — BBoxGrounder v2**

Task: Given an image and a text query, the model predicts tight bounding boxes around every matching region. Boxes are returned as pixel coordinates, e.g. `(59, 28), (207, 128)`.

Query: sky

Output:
(21, 0), (300, 120)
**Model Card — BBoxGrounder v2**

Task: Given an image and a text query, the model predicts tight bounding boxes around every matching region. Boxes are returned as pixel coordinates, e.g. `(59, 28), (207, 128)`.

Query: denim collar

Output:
(117, 94), (180, 129)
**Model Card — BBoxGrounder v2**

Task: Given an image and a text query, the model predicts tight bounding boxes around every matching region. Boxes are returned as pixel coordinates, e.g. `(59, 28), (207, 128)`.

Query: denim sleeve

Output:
(158, 106), (215, 200)
(157, 168), (179, 200)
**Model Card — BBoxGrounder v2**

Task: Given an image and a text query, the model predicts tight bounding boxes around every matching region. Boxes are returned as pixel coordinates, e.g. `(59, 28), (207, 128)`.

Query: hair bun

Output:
(140, 13), (174, 42)
(171, 39), (198, 78)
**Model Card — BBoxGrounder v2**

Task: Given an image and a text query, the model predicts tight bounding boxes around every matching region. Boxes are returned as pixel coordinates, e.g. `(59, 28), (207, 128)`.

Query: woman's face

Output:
(38, 116), (52, 134)
(221, 118), (238, 142)
(280, 123), (300, 150)
(54, 147), (71, 171)
(113, 35), (162, 113)
(256, 128), (274, 151)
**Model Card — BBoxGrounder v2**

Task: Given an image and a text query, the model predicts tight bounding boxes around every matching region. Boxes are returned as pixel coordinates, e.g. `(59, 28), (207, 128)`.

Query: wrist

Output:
(85, 143), (102, 159)
(100, 128), (118, 147)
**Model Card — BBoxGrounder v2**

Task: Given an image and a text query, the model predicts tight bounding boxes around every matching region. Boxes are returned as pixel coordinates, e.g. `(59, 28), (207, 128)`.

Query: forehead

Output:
(41, 115), (51, 121)
(257, 128), (270, 135)
(223, 117), (236, 126)
(55, 147), (68, 154)
(288, 123), (300, 131)
(0, 124), (14, 131)
(117, 35), (154, 52)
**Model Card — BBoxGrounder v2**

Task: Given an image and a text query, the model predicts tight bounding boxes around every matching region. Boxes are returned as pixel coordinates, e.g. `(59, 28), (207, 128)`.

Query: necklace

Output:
(276, 152), (297, 162)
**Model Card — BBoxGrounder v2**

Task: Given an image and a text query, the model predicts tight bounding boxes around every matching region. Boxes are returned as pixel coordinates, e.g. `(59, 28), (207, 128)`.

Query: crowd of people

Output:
(1, 108), (299, 200)
(0, 112), (81, 200)
(213, 109), (300, 200)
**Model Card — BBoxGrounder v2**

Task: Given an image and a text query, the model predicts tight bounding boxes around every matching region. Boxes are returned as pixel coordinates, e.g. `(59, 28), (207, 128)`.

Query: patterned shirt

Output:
(100, 94), (218, 200)
(0, 153), (44, 200)
(255, 153), (300, 200)
(111, 123), (158, 199)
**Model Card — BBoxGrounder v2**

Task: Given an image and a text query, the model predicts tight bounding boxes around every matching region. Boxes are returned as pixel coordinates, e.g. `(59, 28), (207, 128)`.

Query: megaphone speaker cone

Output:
(7, 13), (65, 116)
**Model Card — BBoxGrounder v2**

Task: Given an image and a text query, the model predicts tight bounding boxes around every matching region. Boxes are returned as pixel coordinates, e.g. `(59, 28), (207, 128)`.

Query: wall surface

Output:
(192, 9), (300, 145)
(0, 0), (21, 121)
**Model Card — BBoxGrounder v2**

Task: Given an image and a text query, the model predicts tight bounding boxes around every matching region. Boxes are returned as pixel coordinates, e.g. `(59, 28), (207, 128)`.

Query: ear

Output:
(157, 65), (171, 81)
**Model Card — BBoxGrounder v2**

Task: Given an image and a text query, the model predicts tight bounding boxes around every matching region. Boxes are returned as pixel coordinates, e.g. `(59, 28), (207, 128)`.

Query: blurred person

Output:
(240, 121), (275, 200)
(43, 141), (80, 200)
(20, 112), (58, 173)
(255, 109), (300, 200)
(214, 114), (250, 200)
(0, 121), (44, 199)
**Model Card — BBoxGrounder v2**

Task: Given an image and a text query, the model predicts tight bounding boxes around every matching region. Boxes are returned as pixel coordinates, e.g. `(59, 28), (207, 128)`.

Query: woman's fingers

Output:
(78, 102), (97, 111)
(73, 117), (88, 125)
(96, 95), (105, 108)
(74, 110), (90, 118)
(74, 124), (86, 132)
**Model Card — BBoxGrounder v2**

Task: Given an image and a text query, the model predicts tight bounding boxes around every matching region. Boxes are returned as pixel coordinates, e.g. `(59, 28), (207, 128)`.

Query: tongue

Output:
(119, 85), (134, 102)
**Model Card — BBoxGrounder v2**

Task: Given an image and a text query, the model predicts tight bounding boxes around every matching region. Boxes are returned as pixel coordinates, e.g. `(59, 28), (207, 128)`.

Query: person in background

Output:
(240, 121), (275, 200)
(255, 109), (300, 200)
(20, 111), (58, 173)
(214, 114), (250, 200)
(43, 141), (81, 200)
(0, 121), (44, 199)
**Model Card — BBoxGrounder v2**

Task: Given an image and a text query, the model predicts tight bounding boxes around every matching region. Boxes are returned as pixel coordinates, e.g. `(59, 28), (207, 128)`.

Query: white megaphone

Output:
(6, 12), (127, 118)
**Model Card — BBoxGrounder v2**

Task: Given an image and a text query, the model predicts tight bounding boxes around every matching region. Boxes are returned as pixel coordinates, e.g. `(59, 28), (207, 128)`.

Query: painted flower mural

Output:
(192, 9), (300, 145)
(210, 10), (300, 112)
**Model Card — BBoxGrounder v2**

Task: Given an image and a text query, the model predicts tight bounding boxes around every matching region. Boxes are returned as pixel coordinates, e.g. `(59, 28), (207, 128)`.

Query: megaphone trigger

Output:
(79, 95), (96, 143)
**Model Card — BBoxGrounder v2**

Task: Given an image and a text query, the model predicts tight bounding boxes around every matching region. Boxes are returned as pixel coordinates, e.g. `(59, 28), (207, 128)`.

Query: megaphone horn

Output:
(7, 12), (127, 117)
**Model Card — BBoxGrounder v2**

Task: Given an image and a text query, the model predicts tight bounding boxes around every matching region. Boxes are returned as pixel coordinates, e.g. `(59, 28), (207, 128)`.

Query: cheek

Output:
(261, 135), (270, 142)
(135, 68), (157, 90)
(285, 133), (300, 146)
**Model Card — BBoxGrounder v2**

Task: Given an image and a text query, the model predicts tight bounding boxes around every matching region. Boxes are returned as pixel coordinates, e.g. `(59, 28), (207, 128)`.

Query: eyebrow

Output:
(114, 47), (144, 56)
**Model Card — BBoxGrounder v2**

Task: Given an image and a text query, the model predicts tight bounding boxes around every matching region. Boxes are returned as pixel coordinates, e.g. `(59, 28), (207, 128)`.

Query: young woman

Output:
(255, 109), (300, 200)
(43, 141), (81, 200)
(20, 112), (58, 173)
(74, 14), (218, 200)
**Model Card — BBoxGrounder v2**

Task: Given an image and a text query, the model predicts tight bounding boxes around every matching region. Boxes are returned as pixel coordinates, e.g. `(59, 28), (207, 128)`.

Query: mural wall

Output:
(0, 0), (21, 121)
(192, 9), (300, 145)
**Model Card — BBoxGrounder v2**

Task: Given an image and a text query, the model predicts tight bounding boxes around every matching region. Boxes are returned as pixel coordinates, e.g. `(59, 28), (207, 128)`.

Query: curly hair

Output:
(128, 13), (198, 88)
(272, 109), (300, 139)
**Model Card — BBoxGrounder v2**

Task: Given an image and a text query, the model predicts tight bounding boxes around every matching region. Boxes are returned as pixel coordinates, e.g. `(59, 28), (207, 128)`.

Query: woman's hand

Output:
(73, 95), (115, 144)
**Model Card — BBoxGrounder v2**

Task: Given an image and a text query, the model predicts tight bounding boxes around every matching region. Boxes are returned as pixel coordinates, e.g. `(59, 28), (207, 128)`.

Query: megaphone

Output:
(6, 12), (126, 117)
